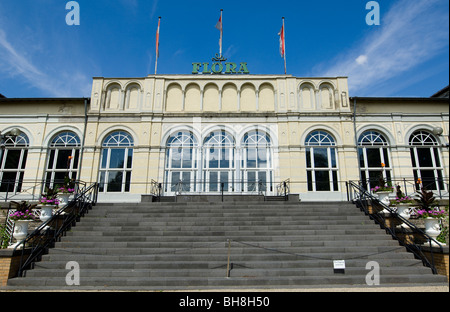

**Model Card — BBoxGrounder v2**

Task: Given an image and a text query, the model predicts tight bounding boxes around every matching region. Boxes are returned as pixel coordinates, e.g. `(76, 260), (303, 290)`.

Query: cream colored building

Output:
(0, 75), (448, 202)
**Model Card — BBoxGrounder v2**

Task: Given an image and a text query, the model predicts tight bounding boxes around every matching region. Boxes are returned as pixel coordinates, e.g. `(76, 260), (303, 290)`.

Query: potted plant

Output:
(8, 201), (37, 248)
(390, 185), (414, 225)
(436, 206), (449, 245)
(56, 176), (76, 207)
(415, 208), (447, 247)
(38, 187), (60, 224)
(371, 173), (394, 207)
(414, 187), (437, 211)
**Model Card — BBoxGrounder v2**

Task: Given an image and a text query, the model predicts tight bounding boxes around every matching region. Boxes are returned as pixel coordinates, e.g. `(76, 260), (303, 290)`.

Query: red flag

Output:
(278, 23), (285, 57)
(278, 17), (287, 74)
(156, 17), (161, 59)
(155, 17), (161, 75)
(215, 12), (223, 32)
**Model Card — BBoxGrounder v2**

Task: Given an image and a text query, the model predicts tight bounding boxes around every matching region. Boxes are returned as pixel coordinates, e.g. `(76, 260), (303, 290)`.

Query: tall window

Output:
(409, 130), (445, 191)
(0, 132), (29, 193)
(241, 130), (273, 193)
(99, 131), (134, 193)
(164, 131), (198, 194)
(203, 130), (235, 192)
(45, 132), (80, 189)
(305, 131), (339, 191)
(358, 131), (392, 191)
(163, 129), (275, 195)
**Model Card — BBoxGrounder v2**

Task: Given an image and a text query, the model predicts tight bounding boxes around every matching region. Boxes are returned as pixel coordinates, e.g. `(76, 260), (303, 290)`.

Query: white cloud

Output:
(316, 0), (449, 96)
(0, 28), (91, 97)
(355, 55), (368, 65)
(0, 29), (45, 78)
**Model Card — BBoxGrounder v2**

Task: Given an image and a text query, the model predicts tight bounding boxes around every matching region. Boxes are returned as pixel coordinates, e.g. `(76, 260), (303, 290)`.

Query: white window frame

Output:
(203, 130), (235, 193)
(358, 131), (392, 191)
(98, 131), (134, 193)
(409, 130), (445, 192)
(45, 132), (81, 189)
(305, 131), (339, 192)
(164, 131), (199, 194)
(0, 133), (29, 193)
(240, 130), (273, 194)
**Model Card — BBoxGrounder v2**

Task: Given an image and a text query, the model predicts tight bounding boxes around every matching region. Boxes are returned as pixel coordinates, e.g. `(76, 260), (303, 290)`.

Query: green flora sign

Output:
(192, 54), (249, 74)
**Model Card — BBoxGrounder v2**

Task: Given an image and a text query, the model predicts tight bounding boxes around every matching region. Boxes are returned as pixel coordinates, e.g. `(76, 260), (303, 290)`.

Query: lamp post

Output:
(432, 126), (449, 148)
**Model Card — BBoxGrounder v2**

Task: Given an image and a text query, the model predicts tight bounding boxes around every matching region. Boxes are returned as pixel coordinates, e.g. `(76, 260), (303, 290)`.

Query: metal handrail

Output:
(346, 181), (444, 274)
(1, 181), (88, 247)
(13, 182), (98, 277)
(358, 177), (449, 200)
(0, 180), (44, 202)
(276, 179), (290, 199)
(167, 179), (271, 196)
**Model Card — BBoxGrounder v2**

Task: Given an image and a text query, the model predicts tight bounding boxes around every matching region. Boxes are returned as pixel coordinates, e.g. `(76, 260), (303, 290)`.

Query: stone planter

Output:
(396, 204), (412, 228)
(38, 204), (57, 230)
(10, 220), (32, 249)
(376, 191), (391, 205)
(424, 218), (441, 247)
(58, 193), (72, 207)
(38, 205), (56, 223)
(376, 191), (392, 213)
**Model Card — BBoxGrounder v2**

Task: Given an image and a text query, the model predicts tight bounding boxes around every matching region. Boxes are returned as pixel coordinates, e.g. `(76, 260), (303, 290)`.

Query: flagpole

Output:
(219, 9), (223, 57)
(282, 17), (287, 75)
(154, 16), (161, 75)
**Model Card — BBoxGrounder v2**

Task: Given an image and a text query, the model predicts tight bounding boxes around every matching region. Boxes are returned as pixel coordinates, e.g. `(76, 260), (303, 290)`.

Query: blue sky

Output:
(0, 0), (448, 98)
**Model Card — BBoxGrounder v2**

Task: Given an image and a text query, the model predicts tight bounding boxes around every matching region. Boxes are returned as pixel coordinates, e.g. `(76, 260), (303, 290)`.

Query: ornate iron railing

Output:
(276, 179), (290, 199)
(13, 182), (98, 277)
(346, 181), (443, 274)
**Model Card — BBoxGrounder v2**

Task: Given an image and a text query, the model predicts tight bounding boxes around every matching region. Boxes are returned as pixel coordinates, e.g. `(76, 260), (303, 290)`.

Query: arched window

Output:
(0, 132), (29, 193)
(305, 131), (339, 191)
(203, 130), (235, 192)
(358, 131), (392, 191)
(241, 130), (273, 193)
(45, 131), (80, 189)
(164, 131), (198, 194)
(409, 130), (445, 191)
(99, 131), (134, 193)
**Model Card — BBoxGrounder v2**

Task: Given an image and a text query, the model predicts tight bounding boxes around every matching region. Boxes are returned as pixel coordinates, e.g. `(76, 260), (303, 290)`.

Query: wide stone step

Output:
(32, 258), (428, 270)
(70, 224), (379, 232)
(89, 205), (356, 214)
(46, 245), (408, 256)
(60, 234), (397, 243)
(8, 274), (447, 289)
(40, 251), (416, 262)
(86, 211), (361, 219)
(64, 229), (386, 237)
(78, 218), (371, 226)
(24, 265), (434, 279)
(55, 239), (400, 249)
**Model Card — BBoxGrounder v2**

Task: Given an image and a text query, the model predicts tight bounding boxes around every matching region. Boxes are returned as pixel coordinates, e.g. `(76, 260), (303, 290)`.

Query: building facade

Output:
(0, 75), (448, 202)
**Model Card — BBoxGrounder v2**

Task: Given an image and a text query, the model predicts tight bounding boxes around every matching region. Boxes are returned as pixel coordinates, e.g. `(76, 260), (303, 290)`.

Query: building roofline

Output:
(92, 75), (350, 80)
(349, 96), (449, 102)
(431, 85), (449, 98)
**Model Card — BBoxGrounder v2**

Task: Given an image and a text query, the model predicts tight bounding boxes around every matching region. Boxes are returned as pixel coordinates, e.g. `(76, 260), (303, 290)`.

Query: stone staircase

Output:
(7, 198), (448, 290)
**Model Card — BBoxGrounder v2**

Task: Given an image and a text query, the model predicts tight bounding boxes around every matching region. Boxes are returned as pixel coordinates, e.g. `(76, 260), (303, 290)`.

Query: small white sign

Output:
(333, 260), (346, 270)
